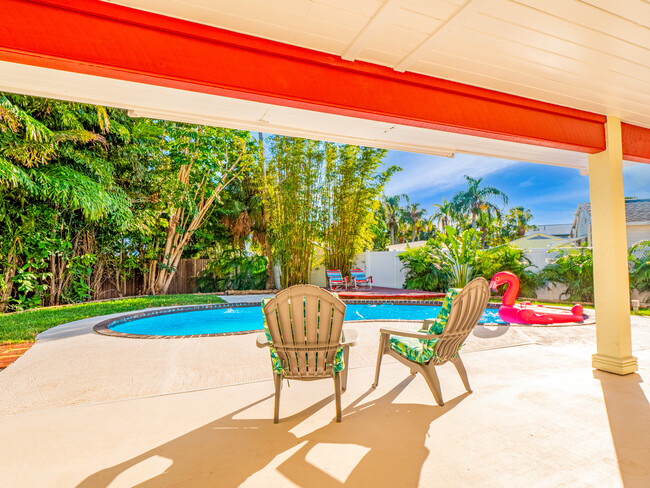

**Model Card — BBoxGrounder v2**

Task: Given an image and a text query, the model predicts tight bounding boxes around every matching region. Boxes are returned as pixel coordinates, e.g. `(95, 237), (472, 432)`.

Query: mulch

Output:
(0, 342), (34, 369)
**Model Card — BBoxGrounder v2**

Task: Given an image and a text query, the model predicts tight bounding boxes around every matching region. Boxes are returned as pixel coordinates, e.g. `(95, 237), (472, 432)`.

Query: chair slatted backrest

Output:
(350, 269), (368, 281)
(432, 278), (490, 364)
(326, 269), (344, 282)
(263, 285), (346, 380)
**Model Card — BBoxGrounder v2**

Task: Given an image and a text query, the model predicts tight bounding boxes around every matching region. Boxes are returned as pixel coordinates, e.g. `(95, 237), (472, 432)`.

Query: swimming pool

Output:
(100, 302), (506, 337)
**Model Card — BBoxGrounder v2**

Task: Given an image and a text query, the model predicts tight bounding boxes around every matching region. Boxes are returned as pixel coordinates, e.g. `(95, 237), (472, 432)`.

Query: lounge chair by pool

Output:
(350, 268), (373, 289)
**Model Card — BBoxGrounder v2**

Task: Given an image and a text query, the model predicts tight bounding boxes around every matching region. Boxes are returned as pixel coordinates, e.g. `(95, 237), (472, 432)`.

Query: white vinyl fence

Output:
(310, 250), (407, 288)
(352, 251), (408, 288)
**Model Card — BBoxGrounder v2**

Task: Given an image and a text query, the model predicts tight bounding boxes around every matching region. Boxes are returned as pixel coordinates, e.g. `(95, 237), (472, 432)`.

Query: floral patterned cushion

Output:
(389, 287), (461, 363)
(389, 335), (438, 364)
(261, 298), (345, 375)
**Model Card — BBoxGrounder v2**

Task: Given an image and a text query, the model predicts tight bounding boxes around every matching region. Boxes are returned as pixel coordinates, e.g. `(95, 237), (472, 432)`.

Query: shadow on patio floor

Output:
(76, 376), (467, 487)
(596, 370), (650, 488)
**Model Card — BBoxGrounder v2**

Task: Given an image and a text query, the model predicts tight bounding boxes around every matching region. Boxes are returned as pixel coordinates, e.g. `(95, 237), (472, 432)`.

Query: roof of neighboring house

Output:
(526, 224), (572, 236)
(577, 199), (650, 223)
(510, 233), (571, 244)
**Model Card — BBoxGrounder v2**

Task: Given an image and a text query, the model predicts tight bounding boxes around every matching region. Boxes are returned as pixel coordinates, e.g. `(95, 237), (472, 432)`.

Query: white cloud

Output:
(382, 152), (520, 196)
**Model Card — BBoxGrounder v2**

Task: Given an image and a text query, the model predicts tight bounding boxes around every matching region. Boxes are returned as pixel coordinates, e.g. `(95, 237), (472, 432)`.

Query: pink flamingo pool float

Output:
(489, 271), (584, 325)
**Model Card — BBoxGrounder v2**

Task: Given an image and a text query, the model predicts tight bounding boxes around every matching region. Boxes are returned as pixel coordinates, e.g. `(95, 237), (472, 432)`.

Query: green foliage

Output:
(450, 175), (508, 234)
(475, 244), (540, 297)
(399, 227), (482, 290)
(400, 228), (541, 294)
(398, 244), (447, 292)
(434, 227), (482, 288)
(265, 136), (323, 287)
(540, 246), (594, 302)
(196, 251), (268, 292)
(322, 145), (397, 275)
(629, 240), (650, 292)
(265, 136), (394, 285)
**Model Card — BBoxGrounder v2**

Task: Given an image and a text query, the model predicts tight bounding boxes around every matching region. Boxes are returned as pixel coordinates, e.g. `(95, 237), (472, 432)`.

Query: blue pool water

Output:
(109, 303), (506, 336)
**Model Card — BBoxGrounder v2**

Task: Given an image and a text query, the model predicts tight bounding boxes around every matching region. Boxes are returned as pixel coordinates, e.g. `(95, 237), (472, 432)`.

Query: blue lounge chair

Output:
(326, 269), (348, 290)
(350, 268), (373, 290)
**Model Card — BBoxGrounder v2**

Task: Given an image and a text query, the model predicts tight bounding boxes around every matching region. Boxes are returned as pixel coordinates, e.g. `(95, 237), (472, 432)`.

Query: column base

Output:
(592, 354), (638, 375)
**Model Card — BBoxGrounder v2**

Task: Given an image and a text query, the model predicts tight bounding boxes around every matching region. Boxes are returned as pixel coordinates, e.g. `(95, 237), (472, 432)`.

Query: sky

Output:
(380, 151), (650, 226)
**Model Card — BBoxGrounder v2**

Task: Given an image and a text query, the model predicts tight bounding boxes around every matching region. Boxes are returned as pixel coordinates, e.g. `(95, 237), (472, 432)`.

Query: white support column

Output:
(589, 116), (637, 375)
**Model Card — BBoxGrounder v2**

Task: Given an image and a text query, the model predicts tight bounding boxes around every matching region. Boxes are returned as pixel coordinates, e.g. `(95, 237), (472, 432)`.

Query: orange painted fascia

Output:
(0, 0), (645, 162)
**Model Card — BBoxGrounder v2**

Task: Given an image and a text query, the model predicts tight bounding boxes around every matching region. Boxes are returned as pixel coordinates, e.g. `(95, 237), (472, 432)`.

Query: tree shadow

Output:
(595, 370), (650, 488)
(76, 376), (468, 487)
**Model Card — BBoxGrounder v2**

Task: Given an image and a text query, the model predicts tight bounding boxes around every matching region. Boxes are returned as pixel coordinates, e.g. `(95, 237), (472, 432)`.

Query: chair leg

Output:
(334, 373), (342, 422)
(371, 333), (387, 388)
(451, 355), (472, 393)
(273, 373), (282, 423)
(420, 363), (444, 406)
(341, 345), (350, 392)
(409, 368), (417, 375)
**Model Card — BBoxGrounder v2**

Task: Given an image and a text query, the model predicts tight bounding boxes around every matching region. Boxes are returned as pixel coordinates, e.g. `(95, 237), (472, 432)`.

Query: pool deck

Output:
(0, 297), (649, 487)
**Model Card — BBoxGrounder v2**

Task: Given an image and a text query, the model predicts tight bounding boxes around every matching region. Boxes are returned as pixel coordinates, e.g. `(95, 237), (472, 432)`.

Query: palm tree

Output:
(403, 197), (425, 242)
(506, 206), (534, 238)
(451, 175), (509, 229)
(383, 194), (406, 245)
(432, 198), (455, 229)
(418, 216), (437, 240)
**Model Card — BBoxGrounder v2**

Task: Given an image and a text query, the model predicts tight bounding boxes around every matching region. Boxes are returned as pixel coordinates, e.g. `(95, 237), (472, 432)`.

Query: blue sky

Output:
(380, 151), (650, 225)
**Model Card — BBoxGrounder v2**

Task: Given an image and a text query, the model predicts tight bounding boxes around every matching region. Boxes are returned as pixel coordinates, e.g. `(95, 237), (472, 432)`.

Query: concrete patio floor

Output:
(0, 302), (649, 487)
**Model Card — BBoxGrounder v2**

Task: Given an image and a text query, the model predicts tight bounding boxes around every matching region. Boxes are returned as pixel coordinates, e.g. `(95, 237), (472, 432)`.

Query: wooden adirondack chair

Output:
(257, 285), (358, 423)
(371, 277), (490, 406)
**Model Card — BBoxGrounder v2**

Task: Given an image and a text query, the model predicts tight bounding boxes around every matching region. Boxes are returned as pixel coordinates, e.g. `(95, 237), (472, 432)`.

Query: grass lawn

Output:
(0, 294), (226, 344)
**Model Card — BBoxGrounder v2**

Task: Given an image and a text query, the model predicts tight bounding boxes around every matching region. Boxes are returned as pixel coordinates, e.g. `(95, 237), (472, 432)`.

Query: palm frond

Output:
(0, 155), (34, 190)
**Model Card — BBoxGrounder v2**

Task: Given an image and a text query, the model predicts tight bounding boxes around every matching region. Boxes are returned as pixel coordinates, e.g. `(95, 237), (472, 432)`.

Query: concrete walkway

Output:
(0, 300), (649, 487)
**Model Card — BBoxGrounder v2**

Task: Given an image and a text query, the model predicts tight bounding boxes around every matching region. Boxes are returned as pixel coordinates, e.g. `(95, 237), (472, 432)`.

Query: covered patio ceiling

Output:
(1, 0), (649, 170)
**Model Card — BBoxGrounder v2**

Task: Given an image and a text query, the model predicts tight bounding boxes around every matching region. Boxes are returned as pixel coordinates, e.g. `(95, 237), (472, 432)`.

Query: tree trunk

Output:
(0, 253), (17, 312)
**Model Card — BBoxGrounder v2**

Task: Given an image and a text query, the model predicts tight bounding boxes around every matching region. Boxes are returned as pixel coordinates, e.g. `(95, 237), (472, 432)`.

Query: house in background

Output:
(510, 223), (574, 251)
(571, 199), (650, 247)
(529, 224), (572, 238)
(509, 233), (572, 250)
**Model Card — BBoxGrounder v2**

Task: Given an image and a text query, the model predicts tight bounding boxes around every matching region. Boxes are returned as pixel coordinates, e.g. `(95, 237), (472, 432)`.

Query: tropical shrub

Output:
(475, 244), (540, 297)
(629, 240), (650, 292)
(196, 251), (268, 292)
(540, 246), (594, 302)
(434, 227), (482, 287)
(400, 227), (482, 291)
(399, 244), (447, 292)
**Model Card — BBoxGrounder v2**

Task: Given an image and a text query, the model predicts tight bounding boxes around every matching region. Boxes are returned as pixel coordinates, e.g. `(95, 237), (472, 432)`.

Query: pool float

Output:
(489, 271), (584, 324)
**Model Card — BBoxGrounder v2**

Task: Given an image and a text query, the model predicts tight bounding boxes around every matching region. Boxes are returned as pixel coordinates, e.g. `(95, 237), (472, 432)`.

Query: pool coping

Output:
(93, 300), (587, 339)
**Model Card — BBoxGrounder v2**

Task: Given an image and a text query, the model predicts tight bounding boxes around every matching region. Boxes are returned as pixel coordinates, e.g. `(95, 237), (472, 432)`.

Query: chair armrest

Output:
(256, 333), (271, 348)
(340, 328), (358, 347)
(378, 326), (440, 341)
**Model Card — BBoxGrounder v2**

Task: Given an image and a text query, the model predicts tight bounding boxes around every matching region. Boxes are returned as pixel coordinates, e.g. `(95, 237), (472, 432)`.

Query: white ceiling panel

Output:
(103, 0), (650, 128)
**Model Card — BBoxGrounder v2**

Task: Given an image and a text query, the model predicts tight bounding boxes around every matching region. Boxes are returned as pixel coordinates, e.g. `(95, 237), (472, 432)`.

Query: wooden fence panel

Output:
(96, 258), (209, 298)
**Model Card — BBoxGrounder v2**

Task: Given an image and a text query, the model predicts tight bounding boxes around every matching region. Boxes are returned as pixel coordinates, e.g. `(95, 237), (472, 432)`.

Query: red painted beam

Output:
(0, 0), (646, 162)
(621, 124), (650, 164)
